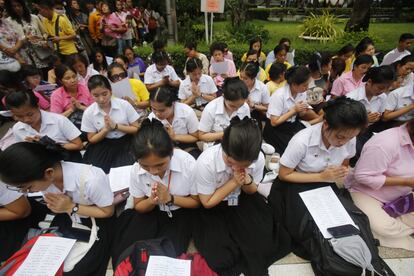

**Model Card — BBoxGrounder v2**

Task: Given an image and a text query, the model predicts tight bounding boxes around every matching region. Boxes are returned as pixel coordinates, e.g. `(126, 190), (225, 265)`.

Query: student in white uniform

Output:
(239, 62), (270, 128)
(144, 51), (181, 92)
(267, 97), (367, 270)
(263, 66), (322, 154)
(0, 182), (32, 262)
(382, 81), (414, 128)
(346, 66), (396, 164)
(178, 57), (217, 110)
(198, 77), (250, 143)
(0, 142), (115, 275)
(112, 119), (199, 264)
(390, 54), (414, 88)
(193, 118), (291, 276)
(381, 33), (414, 66)
(148, 86), (201, 158)
(5, 90), (83, 161)
(82, 75), (140, 173)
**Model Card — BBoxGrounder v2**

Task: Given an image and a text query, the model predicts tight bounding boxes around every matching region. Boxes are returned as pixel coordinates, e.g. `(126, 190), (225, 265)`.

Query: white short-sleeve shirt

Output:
(380, 48), (411, 66)
(13, 110), (81, 144)
(266, 84), (307, 122)
(148, 102), (199, 135)
(43, 162), (113, 207)
(78, 67), (99, 86)
(81, 97), (139, 139)
(194, 144), (265, 197)
(385, 85), (414, 121)
(198, 96), (251, 133)
(178, 74), (217, 107)
(346, 86), (387, 114)
(129, 149), (196, 211)
(144, 64), (180, 84)
(0, 181), (22, 206)
(280, 122), (356, 174)
(249, 79), (270, 105)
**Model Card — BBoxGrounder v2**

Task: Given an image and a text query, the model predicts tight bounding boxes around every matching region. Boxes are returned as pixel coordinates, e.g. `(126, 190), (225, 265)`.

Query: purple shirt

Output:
(345, 124), (414, 203)
(331, 71), (364, 97)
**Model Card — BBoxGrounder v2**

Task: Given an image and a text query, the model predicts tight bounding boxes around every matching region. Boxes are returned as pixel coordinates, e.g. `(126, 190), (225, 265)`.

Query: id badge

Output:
(227, 192), (239, 206)
(70, 213), (82, 224)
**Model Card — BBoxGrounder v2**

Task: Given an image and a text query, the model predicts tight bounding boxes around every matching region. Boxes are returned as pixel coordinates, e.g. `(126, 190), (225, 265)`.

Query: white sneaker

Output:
(261, 143), (275, 155)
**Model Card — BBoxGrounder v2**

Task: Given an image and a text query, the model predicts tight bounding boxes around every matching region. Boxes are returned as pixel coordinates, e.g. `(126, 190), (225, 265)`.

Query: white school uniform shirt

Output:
(13, 110), (81, 144)
(0, 181), (22, 206)
(198, 96), (250, 133)
(178, 74), (217, 107)
(194, 144), (265, 198)
(249, 79), (270, 105)
(148, 102), (199, 135)
(43, 162), (113, 207)
(380, 48), (411, 66)
(266, 84), (307, 122)
(385, 85), (414, 121)
(144, 64), (180, 84)
(81, 97), (139, 139)
(401, 72), (414, 88)
(280, 122), (356, 174)
(129, 149), (197, 211)
(78, 67), (99, 86)
(346, 86), (387, 113)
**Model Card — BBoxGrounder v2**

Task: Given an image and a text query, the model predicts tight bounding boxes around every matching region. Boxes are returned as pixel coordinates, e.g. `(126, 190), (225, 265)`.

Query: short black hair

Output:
(5, 0), (31, 23)
(221, 117), (262, 162)
(323, 97), (368, 130)
(54, 64), (75, 84)
(88, 75), (112, 91)
(0, 142), (62, 186)
(150, 86), (178, 107)
(268, 62), (286, 82)
(107, 62), (127, 79)
(152, 51), (169, 64)
(337, 43), (354, 56)
(362, 65), (395, 83)
(355, 38), (374, 57)
(210, 42), (225, 56)
(34, 0), (54, 8)
(68, 54), (89, 70)
(152, 40), (166, 51)
(273, 44), (287, 56)
(353, 54), (373, 68)
(240, 62), (259, 80)
(285, 66), (311, 85)
(130, 118), (174, 160)
(185, 57), (203, 73)
(399, 33), (414, 42)
(308, 52), (332, 73)
(222, 77), (249, 101)
(21, 65), (41, 78)
(113, 54), (128, 65)
(5, 90), (39, 109)
(184, 41), (197, 50)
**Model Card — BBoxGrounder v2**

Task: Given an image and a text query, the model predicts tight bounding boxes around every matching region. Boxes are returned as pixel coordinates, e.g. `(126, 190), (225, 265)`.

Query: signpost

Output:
(201, 0), (225, 44)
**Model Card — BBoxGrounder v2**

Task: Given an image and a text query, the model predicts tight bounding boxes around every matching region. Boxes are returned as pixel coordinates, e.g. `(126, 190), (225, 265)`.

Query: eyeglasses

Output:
(110, 72), (128, 82)
(6, 184), (30, 194)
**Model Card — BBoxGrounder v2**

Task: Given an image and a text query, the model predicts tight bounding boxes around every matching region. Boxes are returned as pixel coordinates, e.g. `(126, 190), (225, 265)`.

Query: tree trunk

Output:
(345, 0), (373, 32)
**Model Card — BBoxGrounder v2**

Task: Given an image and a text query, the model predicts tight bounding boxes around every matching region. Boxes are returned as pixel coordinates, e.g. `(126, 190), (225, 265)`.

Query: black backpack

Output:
(114, 237), (177, 276)
(296, 192), (395, 276)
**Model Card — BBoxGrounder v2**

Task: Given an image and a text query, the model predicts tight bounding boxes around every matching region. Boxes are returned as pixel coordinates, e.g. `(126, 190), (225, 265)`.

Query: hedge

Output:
(134, 42), (393, 79)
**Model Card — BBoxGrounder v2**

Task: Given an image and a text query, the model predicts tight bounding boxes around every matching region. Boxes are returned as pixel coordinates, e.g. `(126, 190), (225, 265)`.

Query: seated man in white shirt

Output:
(381, 33), (414, 66)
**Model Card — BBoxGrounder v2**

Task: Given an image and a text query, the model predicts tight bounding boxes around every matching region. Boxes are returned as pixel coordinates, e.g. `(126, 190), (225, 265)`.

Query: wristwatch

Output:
(166, 195), (174, 207)
(71, 203), (79, 215)
(244, 174), (254, 186)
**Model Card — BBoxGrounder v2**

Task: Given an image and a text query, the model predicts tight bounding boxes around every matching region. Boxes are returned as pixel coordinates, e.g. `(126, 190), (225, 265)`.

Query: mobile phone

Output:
(327, 224), (360, 238)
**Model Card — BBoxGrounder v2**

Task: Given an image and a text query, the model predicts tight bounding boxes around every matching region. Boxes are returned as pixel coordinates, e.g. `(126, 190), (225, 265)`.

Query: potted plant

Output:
(299, 11), (343, 42)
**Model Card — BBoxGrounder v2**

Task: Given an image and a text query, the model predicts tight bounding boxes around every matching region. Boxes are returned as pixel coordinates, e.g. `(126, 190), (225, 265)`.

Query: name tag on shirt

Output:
(227, 190), (239, 206)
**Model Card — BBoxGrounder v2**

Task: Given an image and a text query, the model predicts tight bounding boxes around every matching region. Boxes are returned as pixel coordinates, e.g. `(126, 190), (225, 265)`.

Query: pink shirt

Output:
(209, 58), (237, 88)
(50, 84), (94, 114)
(331, 71), (364, 97)
(345, 124), (414, 203)
(101, 13), (123, 39)
(33, 91), (50, 110)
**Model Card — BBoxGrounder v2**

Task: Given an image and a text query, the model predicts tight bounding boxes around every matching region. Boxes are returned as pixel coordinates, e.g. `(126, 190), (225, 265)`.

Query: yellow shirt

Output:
(88, 11), (102, 40)
(265, 61), (292, 81)
(241, 51), (267, 65)
(237, 67), (268, 82)
(42, 12), (77, 55)
(130, 79), (149, 102)
(266, 80), (286, 95)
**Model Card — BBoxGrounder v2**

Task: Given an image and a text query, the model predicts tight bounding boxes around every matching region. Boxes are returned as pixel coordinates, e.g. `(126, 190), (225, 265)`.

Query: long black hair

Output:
(130, 118), (174, 160)
(5, 0), (32, 24)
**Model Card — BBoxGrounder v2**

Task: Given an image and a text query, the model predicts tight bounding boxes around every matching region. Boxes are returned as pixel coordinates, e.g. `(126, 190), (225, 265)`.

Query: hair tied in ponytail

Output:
(37, 136), (63, 152)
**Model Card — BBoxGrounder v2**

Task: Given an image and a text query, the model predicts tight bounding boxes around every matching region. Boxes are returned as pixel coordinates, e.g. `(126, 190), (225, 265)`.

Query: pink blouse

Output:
(331, 71), (364, 97)
(101, 13), (123, 39)
(209, 58), (237, 88)
(50, 83), (94, 114)
(346, 124), (414, 203)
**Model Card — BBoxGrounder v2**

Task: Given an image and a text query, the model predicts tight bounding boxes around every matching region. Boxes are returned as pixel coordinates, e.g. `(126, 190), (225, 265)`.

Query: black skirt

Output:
(267, 178), (338, 258)
(51, 213), (115, 276)
(0, 199), (49, 262)
(263, 119), (306, 155)
(83, 135), (135, 174)
(193, 192), (291, 276)
(176, 142), (201, 159)
(111, 207), (195, 266)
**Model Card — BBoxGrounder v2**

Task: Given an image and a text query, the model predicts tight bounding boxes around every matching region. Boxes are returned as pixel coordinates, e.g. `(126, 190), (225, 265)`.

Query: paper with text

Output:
(299, 186), (357, 239)
(111, 78), (136, 100)
(145, 256), (191, 276)
(108, 165), (133, 192)
(211, 61), (228, 75)
(14, 236), (76, 276)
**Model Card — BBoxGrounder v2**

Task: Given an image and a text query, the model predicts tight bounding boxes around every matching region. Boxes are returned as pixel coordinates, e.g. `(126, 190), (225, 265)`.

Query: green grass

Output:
(211, 20), (414, 52)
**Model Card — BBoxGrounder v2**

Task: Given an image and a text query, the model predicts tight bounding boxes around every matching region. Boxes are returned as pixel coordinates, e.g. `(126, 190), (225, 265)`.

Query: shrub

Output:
(337, 31), (384, 47)
(300, 11), (343, 41)
(229, 22), (270, 43)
